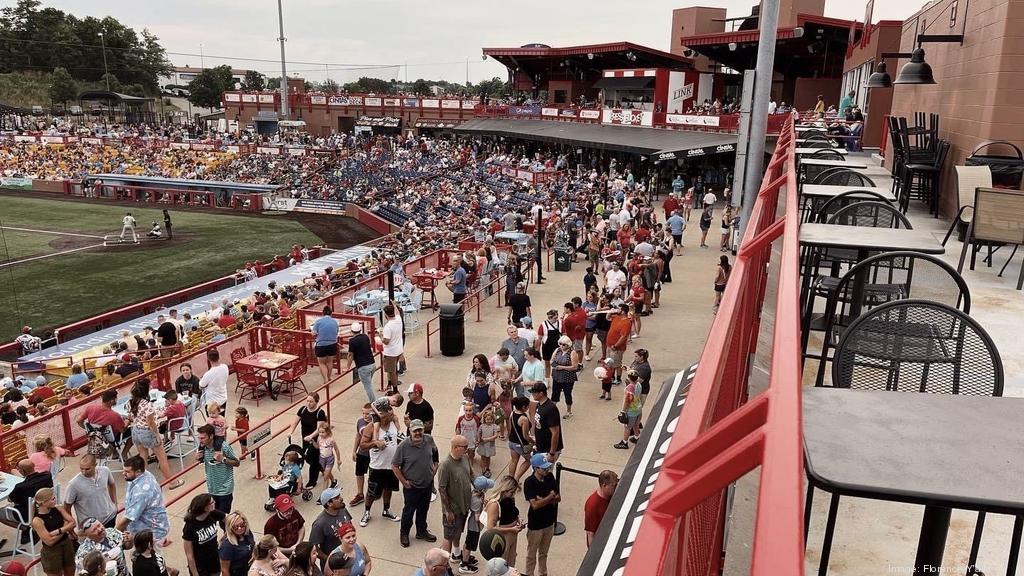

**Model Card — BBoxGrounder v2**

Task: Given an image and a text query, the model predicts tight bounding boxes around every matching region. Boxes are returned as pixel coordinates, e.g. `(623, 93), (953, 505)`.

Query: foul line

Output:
(0, 243), (105, 268)
(0, 225), (106, 239)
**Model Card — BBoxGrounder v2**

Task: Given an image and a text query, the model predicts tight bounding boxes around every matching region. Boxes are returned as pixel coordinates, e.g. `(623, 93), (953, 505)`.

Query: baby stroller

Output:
(263, 440), (314, 510)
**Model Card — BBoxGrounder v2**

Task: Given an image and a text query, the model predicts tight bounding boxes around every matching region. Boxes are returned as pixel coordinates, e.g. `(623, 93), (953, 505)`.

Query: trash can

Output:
(966, 141), (1024, 189)
(438, 303), (465, 357)
(554, 247), (573, 272)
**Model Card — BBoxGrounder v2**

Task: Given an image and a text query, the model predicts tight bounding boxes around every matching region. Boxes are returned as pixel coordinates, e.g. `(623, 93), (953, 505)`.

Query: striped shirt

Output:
(199, 442), (237, 496)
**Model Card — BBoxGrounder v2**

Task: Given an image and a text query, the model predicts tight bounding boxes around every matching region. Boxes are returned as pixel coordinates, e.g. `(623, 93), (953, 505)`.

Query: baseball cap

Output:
(409, 419), (425, 431)
(473, 476), (495, 491)
(372, 397), (392, 413)
(485, 558), (514, 576)
(350, 322), (363, 334)
(274, 494), (295, 512)
(319, 487), (342, 506)
(335, 521), (356, 540)
(528, 382), (548, 394)
(406, 382), (423, 396)
(20, 326), (30, 334)
(530, 453), (553, 470)
(520, 316), (532, 326)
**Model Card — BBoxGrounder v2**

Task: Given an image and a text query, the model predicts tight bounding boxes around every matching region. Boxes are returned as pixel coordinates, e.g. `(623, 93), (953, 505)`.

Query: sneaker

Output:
(450, 555), (462, 566)
(400, 533), (410, 548)
(605, 396), (612, 401)
(483, 469), (491, 478)
(430, 491), (437, 502)
(458, 562), (478, 574)
(249, 453), (256, 461)
(613, 441), (629, 449)
(629, 435), (639, 443)
(465, 555), (479, 567)
(359, 510), (371, 527)
(585, 355), (592, 361)
(382, 509), (400, 522)
(349, 493), (365, 507)
(415, 531), (437, 542)
(330, 479), (338, 489)
(563, 412), (573, 419)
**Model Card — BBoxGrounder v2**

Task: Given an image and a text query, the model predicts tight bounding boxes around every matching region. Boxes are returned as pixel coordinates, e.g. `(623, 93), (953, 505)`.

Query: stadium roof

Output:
(483, 41), (694, 73)
(89, 174), (279, 193)
(78, 91), (155, 103)
(455, 118), (736, 158)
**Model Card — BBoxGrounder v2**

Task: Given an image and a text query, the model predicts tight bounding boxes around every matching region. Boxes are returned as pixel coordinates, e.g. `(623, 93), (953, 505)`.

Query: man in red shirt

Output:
(584, 470), (620, 547)
(663, 194), (679, 221)
(606, 304), (633, 384)
(568, 297), (588, 353)
(263, 494), (306, 555)
(26, 385), (56, 405)
(77, 389), (129, 455)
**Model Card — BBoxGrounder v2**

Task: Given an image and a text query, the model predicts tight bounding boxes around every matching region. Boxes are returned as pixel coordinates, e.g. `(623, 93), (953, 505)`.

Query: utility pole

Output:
(465, 56), (470, 88)
(737, 0), (781, 239)
(277, 0), (289, 119)
(200, 43), (205, 69)
(98, 32), (110, 91)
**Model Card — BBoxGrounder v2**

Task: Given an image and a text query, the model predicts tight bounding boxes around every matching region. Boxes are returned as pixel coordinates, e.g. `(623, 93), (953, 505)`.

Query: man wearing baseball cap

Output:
(485, 557), (520, 576)
(392, 419), (439, 548)
(404, 383), (434, 434)
(309, 487), (351, 570)
(263, 494), (306, 556)
(523, 453), (560, 576)
(344, 322), (377, 402)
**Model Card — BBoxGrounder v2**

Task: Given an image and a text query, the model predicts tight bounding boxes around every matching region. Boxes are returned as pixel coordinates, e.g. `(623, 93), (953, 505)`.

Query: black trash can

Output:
(438, 303), (465, 357)
(554, 247), (573, 272)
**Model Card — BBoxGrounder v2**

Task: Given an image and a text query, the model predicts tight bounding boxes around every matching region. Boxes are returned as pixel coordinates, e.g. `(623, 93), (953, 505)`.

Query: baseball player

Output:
(119, 212), (138, 243)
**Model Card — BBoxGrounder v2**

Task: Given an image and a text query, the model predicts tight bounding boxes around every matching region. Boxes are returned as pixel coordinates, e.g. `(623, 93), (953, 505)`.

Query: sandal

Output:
(169, 479), (185, 490)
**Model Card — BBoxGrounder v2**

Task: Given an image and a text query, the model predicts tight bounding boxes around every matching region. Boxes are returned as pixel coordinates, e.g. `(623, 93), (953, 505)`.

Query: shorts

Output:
(131, 427), (159, 449)
(40, 537), (75, 573)
(315, 343), (338, 358)
(442, 512), (468, 542)
(714, 283), (726, 293)
(319, 455), (336, 470)
(465, 529), (480, 552)
(382, 355), (399, 383)
(625, 413), (640, 428)
(596, 329), (608, 344)
(355, 453), (370, 476)
(672, 234), (682, 245)
(508, 442), (531, 457)
(367, 467), (399, 498)
(572, 339), (584, 352)
(609, 349), (624, 368)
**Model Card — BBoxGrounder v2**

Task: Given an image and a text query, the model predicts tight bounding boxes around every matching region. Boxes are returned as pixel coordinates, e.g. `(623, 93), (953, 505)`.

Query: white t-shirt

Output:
(605, 268), (627, 292)
(518, 327), (539, 348)
(607, 212), (620, 231)
(199, 363), (229, 405)
(382, 317), (404, 357)
(618, 208), (632, 226)
(702, 192), (718, 207)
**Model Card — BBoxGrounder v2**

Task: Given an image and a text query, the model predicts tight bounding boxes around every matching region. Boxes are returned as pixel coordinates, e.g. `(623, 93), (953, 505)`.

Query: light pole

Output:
(98, 32), (110, 91)
(277, 0), (289, 119)
(200, 43), (205, 69)
(465, 56), (470, 89)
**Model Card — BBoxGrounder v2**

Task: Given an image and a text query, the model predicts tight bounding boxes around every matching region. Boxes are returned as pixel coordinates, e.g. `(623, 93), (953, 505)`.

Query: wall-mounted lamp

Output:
(587, 53), (594, 60)
(728, 42), (737, 51)
(868, 8), (969, 88)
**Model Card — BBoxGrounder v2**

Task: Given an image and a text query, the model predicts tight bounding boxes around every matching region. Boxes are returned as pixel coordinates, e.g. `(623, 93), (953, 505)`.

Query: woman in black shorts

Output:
(289, 393), (328, 489)
(539, 309), (562, 378)
(713, 255), (732, 313)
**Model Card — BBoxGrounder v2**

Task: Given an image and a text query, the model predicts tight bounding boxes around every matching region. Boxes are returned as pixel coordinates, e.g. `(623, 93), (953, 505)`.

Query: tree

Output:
(48, 66), (78, 107)
(187, 65), (234, 109)
(240, 70), (265, 91)
(100, 72), (122, 92)
(411, 79), (432, 96)
(474, 76), (509, 98)
(319, 79), (340, 93)
(266, 77), (281, 90)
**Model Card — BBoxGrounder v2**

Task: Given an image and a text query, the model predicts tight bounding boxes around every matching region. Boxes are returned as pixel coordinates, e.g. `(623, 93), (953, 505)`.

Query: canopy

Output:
(456, 118), (736, 157)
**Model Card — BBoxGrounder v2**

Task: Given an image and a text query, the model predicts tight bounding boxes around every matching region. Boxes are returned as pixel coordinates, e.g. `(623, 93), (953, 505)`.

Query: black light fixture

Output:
(893, 47), (936, 85)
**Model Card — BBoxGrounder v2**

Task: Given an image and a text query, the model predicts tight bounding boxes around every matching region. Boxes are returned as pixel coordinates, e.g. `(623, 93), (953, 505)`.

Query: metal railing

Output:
(624, 119), (803, 576)
(423, 270), (508, 358)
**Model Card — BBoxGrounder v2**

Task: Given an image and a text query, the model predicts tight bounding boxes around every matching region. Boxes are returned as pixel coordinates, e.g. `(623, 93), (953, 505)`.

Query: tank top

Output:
(498, 496), (519, 525)
(542, 320), (561, 350)
(472, 382), (492, 413)
(551, 348), (577, 385)
(508, 411), (529, 446)
(40, 507), (67, 546)
(368, 420), (401, 470)
(582, 302), (597, 330)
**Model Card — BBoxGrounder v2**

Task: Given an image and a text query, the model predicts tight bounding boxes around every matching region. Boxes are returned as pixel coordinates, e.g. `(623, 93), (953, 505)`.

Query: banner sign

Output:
(294, 199), (348, 215)
(421, 99), (440, 108)
(541, 107), (559, 117)
(257, 146), (281, 155)
(414, 119), (460, 128)
(191, 143), (215, 151)
(383, 98), (401, 107)
(285, 147), (306, 156)
(685, 143), (735, 157)
(40, 136), (66, 144)
(602, 108), (653, 126)
(579, 109), (601, 120)
(364, 97), (382, 107)
(224, 93), (241, 102)
(559, 108), (579, 118)
(309, 95), (327, 105)
(508, 105), (541, 117)
(14, 135), (36, 142)
(576, 365), (695, 576)
(258, 94), (275, 104)
(441, 99), (461, 109)
(0, 176), (33, 189)
(241, 94), (258, 103)
(355, 116), (401, 128)
(328, 96), (364, 106)
(225, 145), (241, 154)
(403, 98), (420, 108)
(462, 100), (477, 109)
(81, 137), (103, 145)
(169, 142), (191, 150)
(666, 114), (721, 127)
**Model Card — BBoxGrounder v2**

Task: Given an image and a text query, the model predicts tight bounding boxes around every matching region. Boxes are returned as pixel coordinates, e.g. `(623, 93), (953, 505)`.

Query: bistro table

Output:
(800, 185), (895, 201)
(798, 158), (868, 169)
(411, 269), (448, 309)
(114, 390), (194, 418)
(234, 351), (299, 401)
(804, 387), (1024, 575)
(799, 224), (945, 318)
(0, 471), (24, 501)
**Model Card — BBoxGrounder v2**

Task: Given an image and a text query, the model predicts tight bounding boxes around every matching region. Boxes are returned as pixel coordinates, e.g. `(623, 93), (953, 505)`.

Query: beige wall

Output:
(889, 0), (1024, 216)
(844, 23), (903, 148)
(770, 0), (825, 27)
(671, 7), (727, 72)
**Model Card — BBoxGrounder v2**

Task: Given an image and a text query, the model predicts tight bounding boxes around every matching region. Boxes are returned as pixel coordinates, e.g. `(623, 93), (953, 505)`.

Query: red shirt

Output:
(218, 314), (236, 329)
(584, 490), (611, 535)
(663, 196), (679, 220)
(634, 226), (651, 243)
(569, 308), (588, 340)
(617, 228), (632, 250)
(235, 417), (250, 433)
(82, 403), (125, 435)
(607, 315), (632, 351)
(629, 284), (646, 304)
(163, 401), (186, 426)
(27, 386), (55, 405)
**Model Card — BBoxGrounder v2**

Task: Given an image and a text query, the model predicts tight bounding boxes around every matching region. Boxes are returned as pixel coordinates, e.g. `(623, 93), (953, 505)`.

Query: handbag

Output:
(617, 411), (629, 424)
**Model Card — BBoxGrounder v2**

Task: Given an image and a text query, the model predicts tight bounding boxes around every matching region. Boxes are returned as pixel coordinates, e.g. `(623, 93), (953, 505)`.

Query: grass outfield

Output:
(0, 195), (321, 342)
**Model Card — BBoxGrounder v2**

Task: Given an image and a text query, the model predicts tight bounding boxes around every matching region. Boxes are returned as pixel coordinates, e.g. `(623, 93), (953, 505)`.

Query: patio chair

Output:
(235, 364), (267, 407)
(807, 190), (892, 224)
(826, 201), (912, 229)
(957, 187), (1024, 289)
(276, 339), (309, 401)
(817, 170), (876, 187)
(166, 412), (197, 469)
(809, 148), (844, 161)
(1, 506), (37, 560)
(943, 166), (992, 246)
(401, 289), (424, 333)
(809, 299), (1002, 576)
(802, 251), (972, 386)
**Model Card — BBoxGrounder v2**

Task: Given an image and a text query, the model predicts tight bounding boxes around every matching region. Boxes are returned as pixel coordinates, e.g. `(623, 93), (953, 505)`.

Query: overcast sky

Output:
(42, 0), (921, 85)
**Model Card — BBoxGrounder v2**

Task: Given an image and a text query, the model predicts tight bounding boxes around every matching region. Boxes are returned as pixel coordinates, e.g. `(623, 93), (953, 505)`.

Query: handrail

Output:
(623, 119), (802, 576)
(423, 270), (508, 358)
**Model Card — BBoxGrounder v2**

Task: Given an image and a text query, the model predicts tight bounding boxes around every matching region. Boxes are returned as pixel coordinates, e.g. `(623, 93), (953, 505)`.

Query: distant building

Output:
(159, 66), (251, 89)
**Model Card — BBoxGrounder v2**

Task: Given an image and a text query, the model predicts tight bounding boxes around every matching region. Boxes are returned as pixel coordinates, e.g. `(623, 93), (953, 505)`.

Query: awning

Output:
(593, 76), (656, 90)
(653, 141), (737, 162)
(455, 118), (737, 157)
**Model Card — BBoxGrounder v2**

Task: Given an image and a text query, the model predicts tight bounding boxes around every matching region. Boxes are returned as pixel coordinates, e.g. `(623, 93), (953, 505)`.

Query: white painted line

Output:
(0, 243), (105, 268)
(0, 225), (105, 239)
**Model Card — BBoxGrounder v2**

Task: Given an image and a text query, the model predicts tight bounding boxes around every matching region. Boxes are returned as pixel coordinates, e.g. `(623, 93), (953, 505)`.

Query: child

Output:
(206, 402), (227, 456)
(160, 391), (186, 443)
(597, 358), (614, 401)
(494, 380), (511, 440)
(477, 410), (498, 478)
(350, 403), (372, 507)
(266, 450), (302, 507)
(466, 475), (494, 568)
(314, 421), (342, 489)
(614, 371), (644, 450)
(232, 407), (253, 461)
(583, 267), (597, 294)
(455, 402), (480, 471)
(28, 434), (69, 474)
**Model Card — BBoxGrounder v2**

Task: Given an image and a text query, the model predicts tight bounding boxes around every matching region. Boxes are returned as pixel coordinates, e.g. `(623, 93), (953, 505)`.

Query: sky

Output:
(39, 0), (921, 85)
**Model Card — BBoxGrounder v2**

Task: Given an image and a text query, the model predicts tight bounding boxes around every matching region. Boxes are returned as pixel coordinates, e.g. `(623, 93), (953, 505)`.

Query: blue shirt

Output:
(311, 316), (339, 347)
(667, 214), (686, 236)
(124, 471), (170, 540)
(672, 177), (684, 193)
(452, 267), (467, 294)
(66, 373), (89, 389)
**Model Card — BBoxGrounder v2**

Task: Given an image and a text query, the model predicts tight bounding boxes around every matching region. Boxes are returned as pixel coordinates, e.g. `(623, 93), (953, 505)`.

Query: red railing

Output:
(64, 181), (264, 212)
(625, 119), (803, 575)
(423, 269), (507, 358)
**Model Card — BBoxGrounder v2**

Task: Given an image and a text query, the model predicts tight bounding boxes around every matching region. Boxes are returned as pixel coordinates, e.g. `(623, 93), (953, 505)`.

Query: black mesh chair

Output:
(808, 190), (893, 224)
(801, 252), (972, 386)
(825, 200), (912, 229)
(803, 135), (835, 149)
(808, 299), (1001, 576)
(809, 148), (844, 161)
(818, 171), (877, 187)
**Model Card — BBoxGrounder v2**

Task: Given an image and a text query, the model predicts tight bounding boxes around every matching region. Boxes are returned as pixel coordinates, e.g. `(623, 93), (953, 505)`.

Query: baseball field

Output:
(0, 194), (333, 343)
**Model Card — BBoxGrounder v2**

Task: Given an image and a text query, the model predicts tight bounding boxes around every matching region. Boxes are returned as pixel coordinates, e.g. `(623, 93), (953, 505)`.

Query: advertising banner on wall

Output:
(421, 99), (440, 108)
(666, 114), (721, 127)
(364, 97), (382, 107)
(0, 177), (33, 189)
(383, 98), (402, 107)
(309, 95), (327, 105)
(602, 108), (653, 126)
(441, 99), (461, 109)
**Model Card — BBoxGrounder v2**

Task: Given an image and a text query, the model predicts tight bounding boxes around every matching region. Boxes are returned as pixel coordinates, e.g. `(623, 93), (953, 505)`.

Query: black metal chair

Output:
(809, 148), (844, 161)
(900, 140), (950, 216)
(825, 200), (913, 229)
(818, 170), (876, 187)
(807, 299), (1002, 576)
(810, 192), (895, 224)
(810, 166), (857, 185)
(801, 251), (972, 386)
(803, 135), (836, 149)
